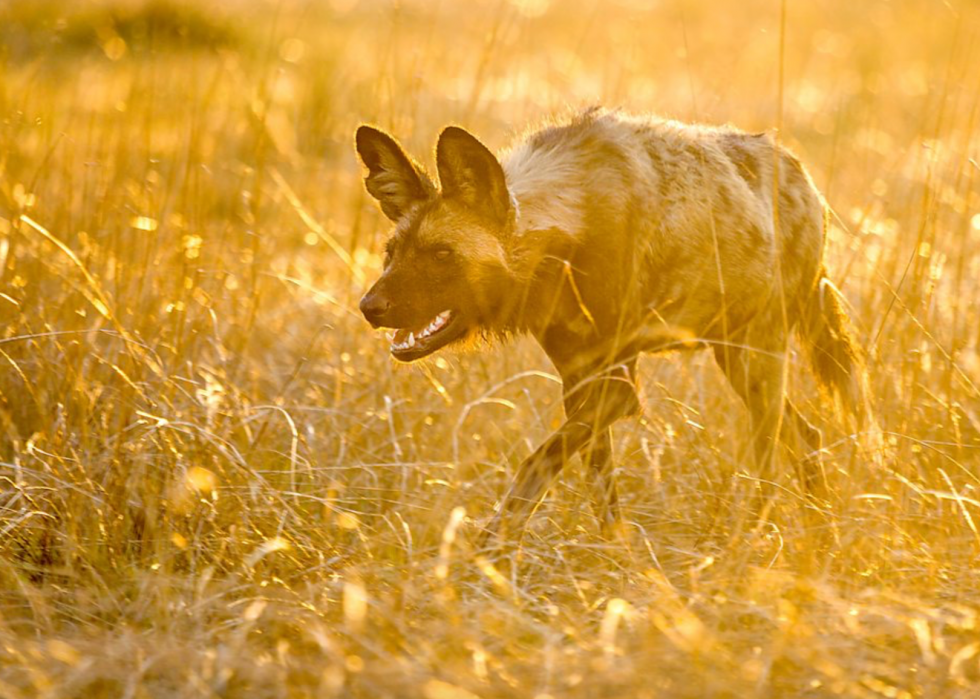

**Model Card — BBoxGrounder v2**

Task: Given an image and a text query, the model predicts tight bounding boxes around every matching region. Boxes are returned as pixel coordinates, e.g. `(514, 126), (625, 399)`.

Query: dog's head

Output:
(355, 125), (517, 361)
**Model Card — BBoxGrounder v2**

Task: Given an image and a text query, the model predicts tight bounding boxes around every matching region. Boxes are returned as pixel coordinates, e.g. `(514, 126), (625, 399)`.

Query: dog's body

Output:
(356, 108), (866, 537)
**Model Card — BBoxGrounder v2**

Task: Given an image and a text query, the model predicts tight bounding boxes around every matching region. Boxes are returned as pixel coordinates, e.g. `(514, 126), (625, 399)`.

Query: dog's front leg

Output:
(483, 419), (594, 542)
(481, 370), (639, 544)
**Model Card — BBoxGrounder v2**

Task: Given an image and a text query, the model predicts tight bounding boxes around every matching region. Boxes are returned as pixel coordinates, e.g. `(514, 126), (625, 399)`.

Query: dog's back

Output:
(502, 108), (825, 351)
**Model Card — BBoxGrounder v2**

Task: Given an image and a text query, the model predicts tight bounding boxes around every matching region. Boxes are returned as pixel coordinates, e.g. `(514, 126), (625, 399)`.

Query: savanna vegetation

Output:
(2, 0), (980, 696)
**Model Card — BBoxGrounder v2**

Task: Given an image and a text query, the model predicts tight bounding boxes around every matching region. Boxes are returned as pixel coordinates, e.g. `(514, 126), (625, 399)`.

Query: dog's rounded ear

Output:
(436, 126), (511, 225)
(355, 126), (435, 221)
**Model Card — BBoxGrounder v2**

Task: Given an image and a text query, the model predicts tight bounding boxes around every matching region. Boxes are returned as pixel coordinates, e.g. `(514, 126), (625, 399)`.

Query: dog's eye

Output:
(433, 248), (453, 261)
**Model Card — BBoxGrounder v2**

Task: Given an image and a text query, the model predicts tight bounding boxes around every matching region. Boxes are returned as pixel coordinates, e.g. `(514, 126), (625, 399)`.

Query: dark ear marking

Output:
(355, 125), (435, 221)
(436, 126), (512, 225)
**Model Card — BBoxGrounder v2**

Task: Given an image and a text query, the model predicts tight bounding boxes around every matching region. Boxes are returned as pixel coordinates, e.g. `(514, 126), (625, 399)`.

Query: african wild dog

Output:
(355, 107), (868, 540)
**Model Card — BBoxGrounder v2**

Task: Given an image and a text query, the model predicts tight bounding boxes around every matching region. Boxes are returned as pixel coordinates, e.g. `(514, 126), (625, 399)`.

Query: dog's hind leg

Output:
(783, 399), (826, 497)
(714, 335), (826, 500)
(712, 335), (788, 486)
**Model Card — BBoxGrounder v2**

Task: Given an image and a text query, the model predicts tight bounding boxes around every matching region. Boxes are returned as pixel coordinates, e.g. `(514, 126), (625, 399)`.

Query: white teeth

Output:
(388, 311), (452, 353)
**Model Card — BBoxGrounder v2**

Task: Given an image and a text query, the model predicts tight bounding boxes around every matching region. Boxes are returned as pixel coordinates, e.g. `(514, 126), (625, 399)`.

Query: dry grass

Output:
(2, 0), (980, 696)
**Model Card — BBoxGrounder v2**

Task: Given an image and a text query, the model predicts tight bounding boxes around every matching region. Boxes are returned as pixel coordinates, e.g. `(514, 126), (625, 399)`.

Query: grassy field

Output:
(2, 0), (980, 696)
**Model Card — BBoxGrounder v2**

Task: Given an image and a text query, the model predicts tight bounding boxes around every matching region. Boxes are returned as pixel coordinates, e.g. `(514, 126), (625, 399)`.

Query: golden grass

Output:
(2, 0), (980, 696)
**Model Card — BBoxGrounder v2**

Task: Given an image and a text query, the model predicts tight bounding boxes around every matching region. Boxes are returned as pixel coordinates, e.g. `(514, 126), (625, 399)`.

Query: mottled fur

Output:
(356, 108), (868, 539)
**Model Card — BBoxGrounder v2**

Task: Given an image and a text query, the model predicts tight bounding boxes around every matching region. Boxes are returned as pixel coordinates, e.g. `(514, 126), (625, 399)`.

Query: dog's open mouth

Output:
(386, 310), (464, 361)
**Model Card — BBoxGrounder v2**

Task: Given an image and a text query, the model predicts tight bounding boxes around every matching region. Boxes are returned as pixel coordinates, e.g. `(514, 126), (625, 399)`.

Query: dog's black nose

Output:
(359, 293), (390, 326)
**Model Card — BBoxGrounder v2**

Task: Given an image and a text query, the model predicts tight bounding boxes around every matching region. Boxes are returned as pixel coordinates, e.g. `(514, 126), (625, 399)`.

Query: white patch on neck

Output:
(502, 141), (584, 237)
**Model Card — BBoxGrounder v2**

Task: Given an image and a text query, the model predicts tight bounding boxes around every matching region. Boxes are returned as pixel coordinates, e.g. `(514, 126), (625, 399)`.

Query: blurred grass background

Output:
(1, 0), (980, 696)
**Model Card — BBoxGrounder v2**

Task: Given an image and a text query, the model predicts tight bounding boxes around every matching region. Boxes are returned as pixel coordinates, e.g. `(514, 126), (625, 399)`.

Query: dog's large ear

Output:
(436, 126), (511, 225)
(355, 126), (435, 221)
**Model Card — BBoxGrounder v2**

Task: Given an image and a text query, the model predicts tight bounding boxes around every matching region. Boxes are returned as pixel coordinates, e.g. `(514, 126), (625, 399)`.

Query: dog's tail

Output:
(796, 266), (872, 430)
